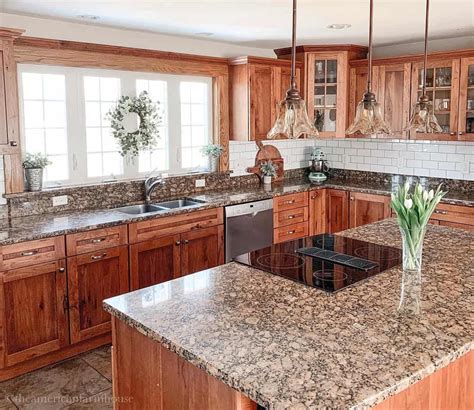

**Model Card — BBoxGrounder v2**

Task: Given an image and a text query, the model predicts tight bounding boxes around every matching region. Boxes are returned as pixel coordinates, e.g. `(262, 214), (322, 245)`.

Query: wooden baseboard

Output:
(0, 333), (111, 382)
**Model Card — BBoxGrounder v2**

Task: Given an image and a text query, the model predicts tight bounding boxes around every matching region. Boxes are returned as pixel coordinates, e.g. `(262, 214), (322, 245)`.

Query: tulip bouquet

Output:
(390, 181), (446, 272)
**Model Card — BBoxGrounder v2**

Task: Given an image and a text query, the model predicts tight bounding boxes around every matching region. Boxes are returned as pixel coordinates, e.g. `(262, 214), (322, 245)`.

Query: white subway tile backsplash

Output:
(228, 138), (474, 181)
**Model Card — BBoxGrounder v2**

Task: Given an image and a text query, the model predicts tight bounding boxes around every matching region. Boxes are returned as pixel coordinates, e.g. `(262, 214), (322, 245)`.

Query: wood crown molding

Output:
(274, 44), (368, 57)
(14, 36), (229, 66)
(229, 55), (303, 67)
(0, 28), (25, 40)
(349, 48), (474, 67)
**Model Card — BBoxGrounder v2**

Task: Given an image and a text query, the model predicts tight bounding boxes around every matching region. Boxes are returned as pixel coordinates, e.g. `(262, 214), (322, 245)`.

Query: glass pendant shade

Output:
(406, 98), (442, 133)
(346, 93), (392, 135)
(267, 96), (319, 139)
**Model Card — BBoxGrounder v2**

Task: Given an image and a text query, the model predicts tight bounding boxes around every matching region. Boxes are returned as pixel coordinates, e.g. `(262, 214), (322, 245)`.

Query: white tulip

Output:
(416, 184), (422, 195)
(423, 191), (429, 201)
(404, 198), (413, 209)
(428, 190), (434, 200)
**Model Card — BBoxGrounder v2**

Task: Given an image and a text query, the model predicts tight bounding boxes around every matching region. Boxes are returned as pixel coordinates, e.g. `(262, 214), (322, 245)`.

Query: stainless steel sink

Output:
(116, 204), (167, 215)
(154, 198), (204, 209)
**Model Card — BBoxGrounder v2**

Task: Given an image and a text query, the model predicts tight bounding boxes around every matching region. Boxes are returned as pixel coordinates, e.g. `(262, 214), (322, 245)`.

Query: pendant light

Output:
(267, 0), (318, 139)
(406, 0), (442, 133)
(346, 0), (392, 136)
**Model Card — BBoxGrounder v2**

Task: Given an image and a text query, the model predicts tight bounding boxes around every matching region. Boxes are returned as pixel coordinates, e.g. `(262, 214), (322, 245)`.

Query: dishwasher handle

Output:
(225, 199), (273, 218)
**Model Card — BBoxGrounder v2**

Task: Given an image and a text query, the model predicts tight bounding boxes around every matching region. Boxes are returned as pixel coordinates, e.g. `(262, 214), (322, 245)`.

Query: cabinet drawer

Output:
(274, 221), (309, 244)
(274, 207), (308, 228)
(66, 225), (128, 256)
(273, 192), (308, 213)
(129, 207), (224, 243)
(430, 203), (474, 227)
(0, 237), (65, 271)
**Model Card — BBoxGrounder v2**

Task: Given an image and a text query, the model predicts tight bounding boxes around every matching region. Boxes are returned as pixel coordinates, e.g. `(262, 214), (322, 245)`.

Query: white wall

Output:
(229, 139), (474, 181)
(0, 13), (274, 59)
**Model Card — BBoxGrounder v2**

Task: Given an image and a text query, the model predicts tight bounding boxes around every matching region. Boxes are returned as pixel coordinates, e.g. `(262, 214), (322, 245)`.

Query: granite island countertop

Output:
(104, 219), (473, 409)
(0, 177), (472, 246)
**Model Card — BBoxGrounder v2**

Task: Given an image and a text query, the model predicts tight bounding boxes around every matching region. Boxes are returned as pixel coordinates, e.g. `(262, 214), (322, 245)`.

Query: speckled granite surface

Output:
(0, 177), (472, 246)
(103, 219), (473, 409)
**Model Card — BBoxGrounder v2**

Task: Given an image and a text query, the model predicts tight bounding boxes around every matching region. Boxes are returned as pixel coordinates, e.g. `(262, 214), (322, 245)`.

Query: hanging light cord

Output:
(421, 0), (430, 98)
(367, 0), (374, 94)
(290, 0), (297, 90)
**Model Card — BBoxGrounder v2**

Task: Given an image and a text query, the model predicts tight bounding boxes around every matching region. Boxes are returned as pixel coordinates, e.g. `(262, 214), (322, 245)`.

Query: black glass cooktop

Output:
(234, 234), (402, 293)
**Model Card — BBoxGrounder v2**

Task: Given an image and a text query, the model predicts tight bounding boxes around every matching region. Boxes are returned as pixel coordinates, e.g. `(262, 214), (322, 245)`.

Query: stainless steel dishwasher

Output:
(225, 199), (273, 262)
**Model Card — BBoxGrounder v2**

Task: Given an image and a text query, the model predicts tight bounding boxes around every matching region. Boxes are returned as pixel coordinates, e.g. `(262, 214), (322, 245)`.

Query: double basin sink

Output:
(116, 198), (204, 215)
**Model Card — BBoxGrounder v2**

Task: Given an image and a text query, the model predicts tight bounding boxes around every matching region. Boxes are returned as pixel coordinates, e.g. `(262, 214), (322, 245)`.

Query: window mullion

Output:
(121, 73), (138, 179)
(168, 77), (182, 175)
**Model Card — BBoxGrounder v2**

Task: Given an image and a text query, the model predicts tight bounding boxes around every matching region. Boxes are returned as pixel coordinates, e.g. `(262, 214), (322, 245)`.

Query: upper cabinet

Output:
(410, 58), (460, 141)
(275, 45), (367, 138)
(229, 56), (302, 141)
(458, 57), (474, 141)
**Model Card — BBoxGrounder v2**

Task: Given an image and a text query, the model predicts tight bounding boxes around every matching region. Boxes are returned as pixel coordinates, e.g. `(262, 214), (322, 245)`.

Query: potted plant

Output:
(201, 144), (224, 172)
(23, 153), (51, 192)
(259, 160), (278, 185)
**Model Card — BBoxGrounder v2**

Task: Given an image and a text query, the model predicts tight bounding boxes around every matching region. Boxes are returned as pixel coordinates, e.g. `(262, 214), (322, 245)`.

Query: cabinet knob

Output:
(58, 267), (65, 273)
(311, 192), (318, 199)
(287, 230), (295, 235)
(288, 215), (295, 219)
(287, 200), (295, 204)
(91, 253), (107, 260)
(350, 197), (354, 201)
(449, 132), (455, 136)
(175, 240), (181, 246)
(458, 131), (464, 136)
(10, 141), (18, 147)
(184, 239), (189, 244)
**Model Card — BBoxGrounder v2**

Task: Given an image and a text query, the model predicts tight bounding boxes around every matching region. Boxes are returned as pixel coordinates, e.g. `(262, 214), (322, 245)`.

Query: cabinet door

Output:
(279, 66), (301, 100)
(130, 235), (181, 290)
(458, 57), (474, 141)
(309, 189), (327, 235)
(326, 190), (349, 233)
(67, 246), (129, 344)
(410, 59), (460, 140)
(249, 65), (274, 141)
(0, 260), (68, 367)
(349, 192), (391, 228)
(307, 52), (347, 138)
(180, 226), (224, 277)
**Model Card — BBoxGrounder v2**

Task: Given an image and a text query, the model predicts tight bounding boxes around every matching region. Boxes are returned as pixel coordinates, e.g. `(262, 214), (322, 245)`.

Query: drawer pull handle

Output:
(176, 241), (181, 246)
(288, 215), (295, 219)
(20, 250), (38, 257)
(184, 239), (189, 244)
(434, 210), (448, 215)
(91, 238), (106, 244)
(91, 253), (107, 260)
(287, 200), (295, 204)
(58, 267), (65, 273)
(288, 230), (295, 234)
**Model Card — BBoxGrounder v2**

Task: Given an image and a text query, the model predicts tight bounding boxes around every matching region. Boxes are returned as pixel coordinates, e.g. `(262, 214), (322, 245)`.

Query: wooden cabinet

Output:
(273, 192), (309, 243)
(326, 189), (349, 233)
(349, 62), (411, 138)
(229, 56), (302, 141)
(0, 260), (69, 367)
(349, 192), (391, 228)
(67, 246), (129, 344)
(410, 58), (461, 141)
(430, 203), (474, 231)
(458, 57), (474, 141)
(309, 189), (327, 235)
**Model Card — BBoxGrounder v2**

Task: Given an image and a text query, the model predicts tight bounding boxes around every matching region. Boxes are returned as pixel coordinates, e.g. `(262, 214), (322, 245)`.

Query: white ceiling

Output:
(2, 0), (473, 49)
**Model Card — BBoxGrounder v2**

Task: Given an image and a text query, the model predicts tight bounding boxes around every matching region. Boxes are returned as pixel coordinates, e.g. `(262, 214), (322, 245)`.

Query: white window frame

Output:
(18, 64), (213, 187)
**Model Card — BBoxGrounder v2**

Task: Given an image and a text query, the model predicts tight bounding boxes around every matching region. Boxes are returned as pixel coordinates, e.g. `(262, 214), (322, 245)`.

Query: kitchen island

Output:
(104, 219), (473, 409)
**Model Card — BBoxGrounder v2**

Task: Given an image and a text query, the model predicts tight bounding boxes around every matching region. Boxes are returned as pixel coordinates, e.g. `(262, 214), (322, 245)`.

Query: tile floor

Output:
(0, 346), (113, 409)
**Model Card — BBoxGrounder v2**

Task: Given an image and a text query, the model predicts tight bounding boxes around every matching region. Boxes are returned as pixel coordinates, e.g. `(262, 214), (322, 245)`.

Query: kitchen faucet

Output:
(145, 175), (165, 203)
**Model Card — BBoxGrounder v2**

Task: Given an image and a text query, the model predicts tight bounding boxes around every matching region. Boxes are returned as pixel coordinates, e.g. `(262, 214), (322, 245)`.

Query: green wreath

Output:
(106, 91), (161, 157)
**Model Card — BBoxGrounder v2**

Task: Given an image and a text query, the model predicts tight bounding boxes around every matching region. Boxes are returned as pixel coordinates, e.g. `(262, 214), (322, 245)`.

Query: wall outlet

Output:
(52, 195), (68, 206)
(195, 179), (206, 188)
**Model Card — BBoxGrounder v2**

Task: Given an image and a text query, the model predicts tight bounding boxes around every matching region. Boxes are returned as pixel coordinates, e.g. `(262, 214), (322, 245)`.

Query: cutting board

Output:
(246, 141), (284, 182)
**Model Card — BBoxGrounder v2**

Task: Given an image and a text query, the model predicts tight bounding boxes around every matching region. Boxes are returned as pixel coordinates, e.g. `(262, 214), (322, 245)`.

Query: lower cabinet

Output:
(67, 246), (129, 344)
(130, 226), (224, 290)
(309, 190), (327, 235)
(326, 190), (349, 233)
(349, 192), (391, 228)
(0, 260), (69, 367)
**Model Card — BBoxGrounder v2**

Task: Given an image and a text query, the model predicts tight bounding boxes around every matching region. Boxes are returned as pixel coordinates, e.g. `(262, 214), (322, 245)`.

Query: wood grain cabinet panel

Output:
(273, 192), (308, 213)
(309, 189), (327, 235)
(431, 203), (474, 231)
(349, 192), (391, 228)
(0, 260), (69, 367)
(130, 235), (181, 291)
(180, 226), (224, 277)
(274, 222), (309, 244)
(326, 190), (349, 233)
(66, 225), (128, 256)
(458, 57), (474, 141)
(67, 246), (129, 343)
(249, 64), (274, 141)
(274, 206), (309, 228)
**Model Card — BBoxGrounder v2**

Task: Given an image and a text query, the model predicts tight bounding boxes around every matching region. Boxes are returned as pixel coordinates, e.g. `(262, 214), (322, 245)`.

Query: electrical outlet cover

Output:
(195, 179), (206, 188)
(52, 195), (68, 206)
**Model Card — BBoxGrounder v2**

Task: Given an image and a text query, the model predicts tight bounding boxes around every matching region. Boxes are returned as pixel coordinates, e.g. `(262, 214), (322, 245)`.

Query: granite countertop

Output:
(0, 177), (472, 246)
(104, 219), (473, 409)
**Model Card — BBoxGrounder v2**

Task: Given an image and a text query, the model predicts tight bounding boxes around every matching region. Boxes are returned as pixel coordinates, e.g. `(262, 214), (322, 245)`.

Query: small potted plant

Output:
(201, 144), (224, 172)
(259, 160), (278, 185)
(23, 153), (51, 192)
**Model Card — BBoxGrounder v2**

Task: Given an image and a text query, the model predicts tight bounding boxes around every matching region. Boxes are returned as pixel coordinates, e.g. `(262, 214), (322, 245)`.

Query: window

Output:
(18, 65), (213, 186)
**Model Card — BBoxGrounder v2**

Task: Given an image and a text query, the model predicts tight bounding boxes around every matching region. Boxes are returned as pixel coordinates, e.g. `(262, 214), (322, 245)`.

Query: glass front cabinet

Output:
(459, 57), (474, 141)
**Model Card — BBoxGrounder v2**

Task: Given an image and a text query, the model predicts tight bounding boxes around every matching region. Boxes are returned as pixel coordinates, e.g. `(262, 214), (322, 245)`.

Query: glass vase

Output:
(399, 227), (426, 273)
(398, 269), (422, 315)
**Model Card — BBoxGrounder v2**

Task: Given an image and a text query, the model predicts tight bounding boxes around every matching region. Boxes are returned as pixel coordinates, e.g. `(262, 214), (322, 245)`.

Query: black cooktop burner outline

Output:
(255, 253), (306, 270)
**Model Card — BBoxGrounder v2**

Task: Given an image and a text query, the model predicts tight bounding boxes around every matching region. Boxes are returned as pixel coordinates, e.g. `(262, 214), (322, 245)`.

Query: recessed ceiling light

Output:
(77, 14), (100, 20)
(195, 32), (213, 36)
(327, 24), (351, 30)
